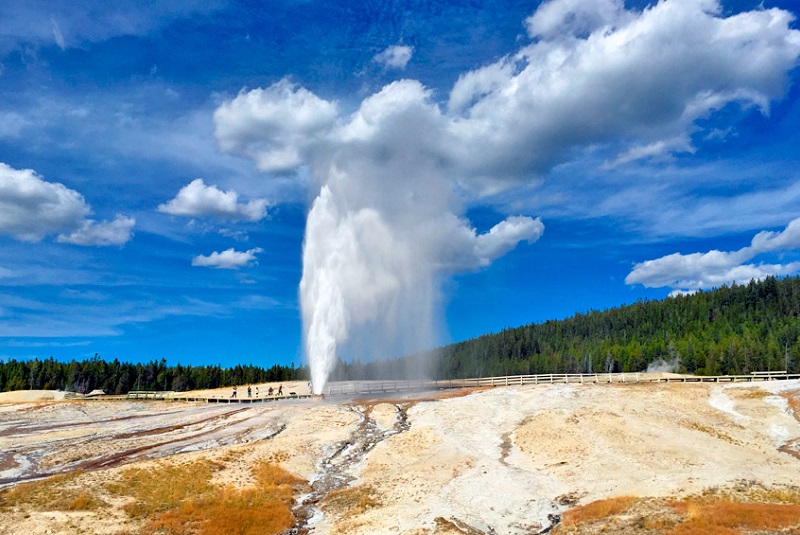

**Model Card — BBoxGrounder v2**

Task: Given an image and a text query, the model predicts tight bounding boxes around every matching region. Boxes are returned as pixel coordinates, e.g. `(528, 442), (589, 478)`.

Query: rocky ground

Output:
(0, 378), (799, 534)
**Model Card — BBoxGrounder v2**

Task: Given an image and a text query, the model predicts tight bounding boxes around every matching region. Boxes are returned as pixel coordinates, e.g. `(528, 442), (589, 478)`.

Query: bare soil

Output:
(0, 379), (798, 534)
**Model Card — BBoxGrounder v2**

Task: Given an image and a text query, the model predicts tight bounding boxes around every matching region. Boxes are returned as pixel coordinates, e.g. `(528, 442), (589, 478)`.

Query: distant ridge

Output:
(433, 276), (800, 379)
(328, 276), (800, 381)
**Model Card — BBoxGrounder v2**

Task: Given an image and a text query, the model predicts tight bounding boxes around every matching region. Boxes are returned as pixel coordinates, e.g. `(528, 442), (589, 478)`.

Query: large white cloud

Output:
(214, 79), (339, 173)
(0, 163), (136, 246)
(626, 216), (800, 293)
(191, 247), (263, 269)
(216, 0), (800, 196)
(158, 178), (268, 221)
(446, 0), (800, 191)
(0, 162), (135, 246)
(525, 0), (628, 41)
(0, 163), (89, 242)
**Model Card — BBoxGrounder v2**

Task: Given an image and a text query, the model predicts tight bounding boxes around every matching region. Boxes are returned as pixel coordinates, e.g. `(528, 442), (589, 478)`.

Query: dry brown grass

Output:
(321, 484), (381, 517)
(555, 483), (800, 535)
(560, 496), (636, 526)
(693, 481), (800, 505)
(108, 458), (306, 535)
(668, 501), (800, 534)
(729, 389), (768, 400)
(682, 420), (740, 445)
(106, 459), (221, 518)
(0, 470), (105, 511)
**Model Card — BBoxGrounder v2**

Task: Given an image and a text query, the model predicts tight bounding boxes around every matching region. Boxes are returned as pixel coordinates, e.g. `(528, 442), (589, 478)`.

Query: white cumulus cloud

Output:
(0, 162), (134, 246)
(626, 216), (800, 292)
(213, 78), (338, 173)
(191, 247), (263, 269)
(57, 215), (135, 246)
(525, 0), (628, 40)
(158, 178), (268, 221)
(446, 0), (800, 189)
(0, 163), (89, 241)
(373, 45), (414, 69)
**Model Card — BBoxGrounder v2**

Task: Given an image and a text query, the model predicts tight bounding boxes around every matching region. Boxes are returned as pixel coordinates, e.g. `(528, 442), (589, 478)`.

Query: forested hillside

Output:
(0, 356), (307, 394)
(436, 276), (800, 378)
(4, 276), (800, 392)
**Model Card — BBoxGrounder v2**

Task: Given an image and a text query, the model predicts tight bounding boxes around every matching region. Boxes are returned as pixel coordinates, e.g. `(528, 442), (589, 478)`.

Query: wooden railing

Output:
(323, 371), (800, 395)
(122, 390), (313, 403)
(89, 371), (799, 402)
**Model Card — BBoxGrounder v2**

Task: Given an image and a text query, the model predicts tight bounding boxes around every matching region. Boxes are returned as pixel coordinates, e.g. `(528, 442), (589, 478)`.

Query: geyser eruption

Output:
(213, 0), (800, 395)
(298, 82), (544, 394)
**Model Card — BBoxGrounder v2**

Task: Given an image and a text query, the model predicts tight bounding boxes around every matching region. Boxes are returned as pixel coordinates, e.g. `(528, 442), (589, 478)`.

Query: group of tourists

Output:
(230, 384), (283, 398)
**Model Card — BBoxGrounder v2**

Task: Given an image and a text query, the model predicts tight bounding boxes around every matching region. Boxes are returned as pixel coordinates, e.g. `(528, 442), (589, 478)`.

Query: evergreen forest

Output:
(0, 356), (306, 394)
(433, 275), (800, 379)
(3, 276), (800, 392)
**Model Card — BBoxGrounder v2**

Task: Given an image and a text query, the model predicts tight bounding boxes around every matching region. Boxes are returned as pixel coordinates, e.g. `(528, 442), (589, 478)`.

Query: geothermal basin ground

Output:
(1, 378), (799, 534)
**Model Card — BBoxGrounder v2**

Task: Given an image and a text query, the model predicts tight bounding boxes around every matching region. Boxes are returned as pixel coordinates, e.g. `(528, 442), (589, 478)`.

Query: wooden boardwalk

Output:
(118, 391), (314, 403)
(323, 371), (800, 396)
(84, 371), (799, 402)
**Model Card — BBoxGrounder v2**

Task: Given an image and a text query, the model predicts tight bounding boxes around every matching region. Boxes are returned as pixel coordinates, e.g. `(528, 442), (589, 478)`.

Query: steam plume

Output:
(213, 0), (800, 394)
(298, 82), (543, 393)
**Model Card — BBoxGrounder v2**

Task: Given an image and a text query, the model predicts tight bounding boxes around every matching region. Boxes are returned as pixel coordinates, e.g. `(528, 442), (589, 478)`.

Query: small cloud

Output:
(57, 215), (135, 246)
(192, 247), (263, 269)
(473, 216), (545, 268)
(50, 17), (66, 49)
(607, 136), (692, 168)
(704, 127), (734, 142)
(158, 178), (268, 221)
(373, 45), (414, 70)
(668, 289), (699, 298)
(219, 228), (249, 241)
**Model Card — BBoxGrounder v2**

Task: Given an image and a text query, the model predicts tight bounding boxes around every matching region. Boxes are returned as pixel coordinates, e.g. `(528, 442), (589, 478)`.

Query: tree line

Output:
(4, 276), (800, 392)
(330, 276), (800, 380)
(0, 356), (307, 394)
(433, 275), (800, 379)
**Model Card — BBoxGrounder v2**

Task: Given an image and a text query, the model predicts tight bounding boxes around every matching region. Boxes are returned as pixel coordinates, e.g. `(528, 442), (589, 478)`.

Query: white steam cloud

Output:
(214, 0), (800, 393)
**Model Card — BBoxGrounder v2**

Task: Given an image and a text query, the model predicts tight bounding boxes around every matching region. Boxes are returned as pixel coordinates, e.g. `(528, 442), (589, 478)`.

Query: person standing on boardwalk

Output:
(277, 384), (283, 396)
(247, 386), (252, 398)
(255, 386), (259, 397)
(231, 386), (237, 398)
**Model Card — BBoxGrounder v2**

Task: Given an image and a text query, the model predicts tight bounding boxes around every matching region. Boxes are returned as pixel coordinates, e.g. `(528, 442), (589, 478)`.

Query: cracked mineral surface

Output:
(0, 379), (799, 534)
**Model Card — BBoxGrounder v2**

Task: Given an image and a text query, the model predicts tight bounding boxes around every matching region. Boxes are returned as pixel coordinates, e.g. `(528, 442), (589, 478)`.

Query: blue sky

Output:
(1, 0), (799, 370)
